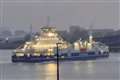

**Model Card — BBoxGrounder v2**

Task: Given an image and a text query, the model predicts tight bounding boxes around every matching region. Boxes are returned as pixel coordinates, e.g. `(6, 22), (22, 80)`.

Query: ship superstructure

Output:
(14, 27), (70, 56)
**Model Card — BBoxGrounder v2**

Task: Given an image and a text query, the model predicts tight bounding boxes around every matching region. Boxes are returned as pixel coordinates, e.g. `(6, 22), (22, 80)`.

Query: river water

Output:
(0, 50), (119, 80)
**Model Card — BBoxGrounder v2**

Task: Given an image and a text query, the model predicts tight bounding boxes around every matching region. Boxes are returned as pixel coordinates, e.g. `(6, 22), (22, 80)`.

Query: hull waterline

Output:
(12, 52), (109, 63)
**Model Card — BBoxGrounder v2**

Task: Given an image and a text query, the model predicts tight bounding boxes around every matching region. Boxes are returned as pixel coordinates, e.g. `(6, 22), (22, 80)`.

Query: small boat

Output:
(12, 27), (109, 63)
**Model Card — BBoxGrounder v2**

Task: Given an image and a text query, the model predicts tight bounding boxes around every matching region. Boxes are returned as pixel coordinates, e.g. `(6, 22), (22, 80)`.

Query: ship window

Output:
(71, 53), (79, 56)
(61, 54), (68, 57)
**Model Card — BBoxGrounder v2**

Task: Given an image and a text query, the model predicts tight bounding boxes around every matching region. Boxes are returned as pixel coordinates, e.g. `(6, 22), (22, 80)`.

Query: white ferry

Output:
(12, 27), (109, 62)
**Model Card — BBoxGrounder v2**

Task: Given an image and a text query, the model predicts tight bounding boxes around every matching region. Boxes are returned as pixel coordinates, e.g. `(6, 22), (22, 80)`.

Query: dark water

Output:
(0, 50), (119, 80)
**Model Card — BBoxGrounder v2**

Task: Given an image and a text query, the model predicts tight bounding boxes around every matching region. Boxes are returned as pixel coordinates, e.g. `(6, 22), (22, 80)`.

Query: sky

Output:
(0, 0), (119, 31)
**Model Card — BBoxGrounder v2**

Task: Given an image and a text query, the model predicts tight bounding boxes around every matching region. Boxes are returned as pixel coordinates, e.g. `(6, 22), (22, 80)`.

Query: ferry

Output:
(12, 27), (109, 62)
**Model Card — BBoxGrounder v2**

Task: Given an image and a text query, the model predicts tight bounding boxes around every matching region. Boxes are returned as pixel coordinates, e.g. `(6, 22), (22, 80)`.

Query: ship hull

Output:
(12, 52), (109, 63)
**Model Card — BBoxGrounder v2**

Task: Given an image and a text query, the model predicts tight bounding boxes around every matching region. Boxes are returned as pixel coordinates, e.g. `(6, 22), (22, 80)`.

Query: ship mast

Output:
(0, 0), (4, 27)
(89, 21), (94, 44)
(46, 16), (50, 27)
(30, 24), (33, 40)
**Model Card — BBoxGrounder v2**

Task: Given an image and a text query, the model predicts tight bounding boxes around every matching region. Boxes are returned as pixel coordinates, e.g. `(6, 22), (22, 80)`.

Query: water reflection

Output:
(74, 61), (81, 71)
(86, 61), (95, 74)
(44, 63), (56, 80)
(73, 61), (95, 74)
(0, 50), (119, 80)
(36, 63), (57, 80)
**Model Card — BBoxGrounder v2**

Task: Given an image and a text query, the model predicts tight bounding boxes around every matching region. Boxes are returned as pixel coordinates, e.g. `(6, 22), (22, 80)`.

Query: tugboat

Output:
(12, 26), (109, 62)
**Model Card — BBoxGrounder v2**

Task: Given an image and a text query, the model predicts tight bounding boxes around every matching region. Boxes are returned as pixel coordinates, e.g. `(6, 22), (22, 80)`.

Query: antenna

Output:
(30, 24), (32, 40)
(0, 0), (4, 27)
(89, 20), (95, 43)
(89, 21), (94, 36)
(11, 25), (15, 36)
(46, 16), (50, 27)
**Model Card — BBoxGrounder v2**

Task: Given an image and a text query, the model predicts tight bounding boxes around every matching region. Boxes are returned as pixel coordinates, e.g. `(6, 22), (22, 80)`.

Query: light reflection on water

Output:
(86, 61), (95, 74)
(0, 50), (119, 80)
(37, 63), (57, 80)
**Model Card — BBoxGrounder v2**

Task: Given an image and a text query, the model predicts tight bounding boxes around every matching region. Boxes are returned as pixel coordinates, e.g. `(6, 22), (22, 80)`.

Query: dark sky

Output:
(0, 0), (119, 31)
